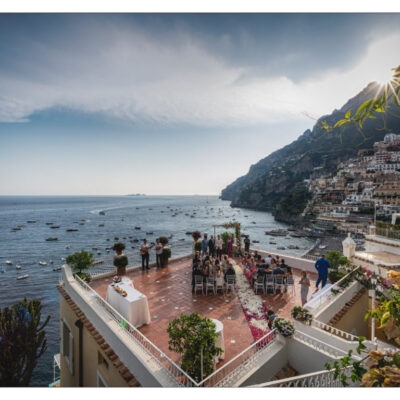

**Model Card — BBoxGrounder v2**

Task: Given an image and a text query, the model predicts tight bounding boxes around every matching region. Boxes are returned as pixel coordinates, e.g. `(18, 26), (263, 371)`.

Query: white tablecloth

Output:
(210, 318), (225, 360)
(106, 283), (151, 328)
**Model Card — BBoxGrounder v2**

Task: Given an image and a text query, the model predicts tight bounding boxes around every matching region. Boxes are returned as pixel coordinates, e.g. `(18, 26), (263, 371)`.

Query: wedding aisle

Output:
(231, 259), (271, 341)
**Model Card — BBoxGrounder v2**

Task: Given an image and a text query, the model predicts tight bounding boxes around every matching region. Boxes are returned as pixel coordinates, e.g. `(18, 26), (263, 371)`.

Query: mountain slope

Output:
(220, 82), (400, 223)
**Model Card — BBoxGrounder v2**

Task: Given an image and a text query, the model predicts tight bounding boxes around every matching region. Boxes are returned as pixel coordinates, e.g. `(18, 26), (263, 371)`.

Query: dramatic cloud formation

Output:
(0, 17), (399, 126)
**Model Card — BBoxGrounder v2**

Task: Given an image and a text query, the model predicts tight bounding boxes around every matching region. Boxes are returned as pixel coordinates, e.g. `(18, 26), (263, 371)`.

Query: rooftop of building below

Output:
(89, 256), (317, 369)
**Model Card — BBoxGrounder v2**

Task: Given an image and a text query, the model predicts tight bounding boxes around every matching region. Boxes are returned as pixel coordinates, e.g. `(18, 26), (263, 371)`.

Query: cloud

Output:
(0, 20), (399, 127)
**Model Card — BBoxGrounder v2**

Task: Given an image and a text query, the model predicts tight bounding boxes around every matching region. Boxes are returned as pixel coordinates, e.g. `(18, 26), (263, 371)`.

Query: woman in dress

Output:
(299, 271), (311, 306)
(227, 234), (233, 256)
(215, 265), (224, 290)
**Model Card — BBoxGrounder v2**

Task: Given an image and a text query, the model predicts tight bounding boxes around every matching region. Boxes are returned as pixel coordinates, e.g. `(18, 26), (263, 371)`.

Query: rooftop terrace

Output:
(90, 256), (317, 368)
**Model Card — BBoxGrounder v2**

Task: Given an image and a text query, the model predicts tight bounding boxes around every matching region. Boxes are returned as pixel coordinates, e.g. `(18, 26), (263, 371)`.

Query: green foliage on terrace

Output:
(167, 313), (222, 383)
(0, 298), (50, 386)
(66, 250), (94, 282)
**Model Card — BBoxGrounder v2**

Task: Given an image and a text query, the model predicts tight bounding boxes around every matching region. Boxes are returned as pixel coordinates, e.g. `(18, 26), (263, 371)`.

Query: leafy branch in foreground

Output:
(321, 65), (400, 131)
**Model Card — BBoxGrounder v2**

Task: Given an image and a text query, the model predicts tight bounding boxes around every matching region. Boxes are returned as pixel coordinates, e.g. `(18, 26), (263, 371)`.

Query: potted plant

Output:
(159, 236), (169, 246)
(112, 242), (126, 255)
(273, 317), (295, 338)
(114, 255), (128, 277)
(66, 250), (94, 282)
(191, 231), (202, 254)
(162, 247), (171, 267)
(291, 306), (313, 325)
(167, 313), (222, 383)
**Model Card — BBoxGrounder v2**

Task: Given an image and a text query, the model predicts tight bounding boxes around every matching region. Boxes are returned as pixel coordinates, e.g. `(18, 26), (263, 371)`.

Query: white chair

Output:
(215, 276), (224, 294)
(205, 277), (216, 295)
(286, 276), (295, 295)
(275, 276), (285, 293)
(194, 275), (204, 295)
(265, 275), (275, 294)
(225, 276), (236, 294)
(254, 275), (265, 294)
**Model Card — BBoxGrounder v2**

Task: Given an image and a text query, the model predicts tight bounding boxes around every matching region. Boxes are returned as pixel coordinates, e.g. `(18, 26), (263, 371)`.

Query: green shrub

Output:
(162, 247), (171, 258)
(291, 306), (312, 325)
(221, 231), (234, 253)
(159, 236), (169, 246)
(66, 250), (94, 274)
(112, 242), (126, 253)
(273, 318), (295, 337)
(194, 241), (202, 252)
(113, 255), (128, 268)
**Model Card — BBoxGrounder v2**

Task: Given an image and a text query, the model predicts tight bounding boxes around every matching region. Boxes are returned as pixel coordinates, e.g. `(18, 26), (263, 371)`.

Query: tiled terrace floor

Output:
(91, 257), (317, 367)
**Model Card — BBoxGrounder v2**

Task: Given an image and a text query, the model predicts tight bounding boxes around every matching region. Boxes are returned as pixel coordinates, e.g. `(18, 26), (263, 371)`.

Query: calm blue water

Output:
(0, 195), (313, 386)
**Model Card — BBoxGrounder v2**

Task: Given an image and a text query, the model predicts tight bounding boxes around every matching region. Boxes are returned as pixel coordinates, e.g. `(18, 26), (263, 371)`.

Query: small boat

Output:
(61, 257), (66, 261)
(50, 225), (60, 229)
(253, 240), (260, 243)
(16, 265), (22, 270)
(53, 267), (62, 271)
(269, 241), (277, 245)
(46, 237), (58, 241)
(17, 274), (29, 280)
(79, 222), (85, 225)
(186, 232), (192, 235)
(277, 246), (286, 250)
(6, 260), (13, 265)
(27, 220), (37, 223)
(39, 261), (47, 266)
(288, 245), (300, 249)
(97, 251), (102, 255)
(114, 237), (119, 240)
(99, 211), (106, 215)
(49, 260), (54, 264)
(265, 229), (287, 236)
(45, 222), (54, 225)
(133, 239), (139, 242)
(134, 227), (141, 230)
(65, 245), (70, 249)
(66, 228), (79, 232)
(99, 224), (104, 227)
(92, 247), (98, 250)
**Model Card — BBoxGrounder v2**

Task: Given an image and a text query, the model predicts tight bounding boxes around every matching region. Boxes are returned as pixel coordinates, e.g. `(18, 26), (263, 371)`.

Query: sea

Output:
(0, 195), (314, 386)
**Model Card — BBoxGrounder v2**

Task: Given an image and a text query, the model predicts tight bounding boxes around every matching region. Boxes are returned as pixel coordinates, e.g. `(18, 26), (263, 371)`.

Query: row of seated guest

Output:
(191, 252), (236, 293)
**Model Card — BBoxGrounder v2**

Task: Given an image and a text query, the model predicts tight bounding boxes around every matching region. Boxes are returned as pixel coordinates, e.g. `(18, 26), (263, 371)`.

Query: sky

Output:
(0, 13), (400, 195)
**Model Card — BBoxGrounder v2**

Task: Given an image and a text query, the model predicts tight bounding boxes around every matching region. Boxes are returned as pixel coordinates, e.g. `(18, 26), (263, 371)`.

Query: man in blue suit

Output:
(314, 254), (331, 290)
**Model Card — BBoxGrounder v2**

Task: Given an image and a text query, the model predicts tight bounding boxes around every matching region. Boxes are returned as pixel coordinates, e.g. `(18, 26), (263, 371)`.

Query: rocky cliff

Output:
(220, 82), (400, 223)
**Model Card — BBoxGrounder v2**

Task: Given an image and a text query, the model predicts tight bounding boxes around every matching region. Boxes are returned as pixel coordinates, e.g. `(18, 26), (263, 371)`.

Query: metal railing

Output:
(293, 331), (348, 358)
(73, 274), (198, 387)
(376, 227), (400, 240)
(252, 366), (354, 387)
(197, 329), (277, 387)
(312, 320), (359, 342)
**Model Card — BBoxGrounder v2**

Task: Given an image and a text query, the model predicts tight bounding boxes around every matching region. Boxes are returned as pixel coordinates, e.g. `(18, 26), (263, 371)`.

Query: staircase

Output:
(329, 287), (366, 326)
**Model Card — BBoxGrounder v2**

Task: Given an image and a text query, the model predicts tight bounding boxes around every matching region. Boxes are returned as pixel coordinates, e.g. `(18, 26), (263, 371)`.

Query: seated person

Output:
(224, 262), (236, 282)
(202, 260), (211, 279)
(272, 264), (285, 275)
(281, 259), (292, 275)
(256, 263), (266, 278)
(215, 265), (224, 286)
(222, 255), (229, 271)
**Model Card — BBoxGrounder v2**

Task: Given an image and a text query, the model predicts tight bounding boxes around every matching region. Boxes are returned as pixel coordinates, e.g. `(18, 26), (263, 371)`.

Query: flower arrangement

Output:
(291, 306), (313, 325)
(191, 231), (201, 241)
(273, 317), (295, 337)
(114, 285), (127, 297)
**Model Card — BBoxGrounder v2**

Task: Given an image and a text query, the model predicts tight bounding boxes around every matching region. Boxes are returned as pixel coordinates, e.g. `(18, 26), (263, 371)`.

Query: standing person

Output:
(155, 238), (163, 268)
(244, 235), (250, 253)
(140, 239), (153, 270)
(265, 254), (272, 266)
(208, 235), (216, 257)
(227, 234), (233, 256)
(216, 234), (223, 260)
(267, 310), (277, 330)
(201, 234), (208, 257)
(299, 271), (311, 306)
(314, 254), (331, 291)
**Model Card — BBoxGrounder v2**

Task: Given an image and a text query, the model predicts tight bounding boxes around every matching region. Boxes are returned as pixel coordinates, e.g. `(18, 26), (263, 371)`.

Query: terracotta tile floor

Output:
(90, 257), (317, 367)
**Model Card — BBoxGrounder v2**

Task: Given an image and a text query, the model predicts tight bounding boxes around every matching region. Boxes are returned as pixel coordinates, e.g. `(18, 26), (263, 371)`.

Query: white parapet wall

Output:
(252, 248), (316, 274)
(365, 235), (400, 255)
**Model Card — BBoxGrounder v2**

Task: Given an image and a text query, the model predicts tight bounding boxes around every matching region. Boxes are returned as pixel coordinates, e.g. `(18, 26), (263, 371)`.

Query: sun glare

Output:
(375, 67), (394, 86)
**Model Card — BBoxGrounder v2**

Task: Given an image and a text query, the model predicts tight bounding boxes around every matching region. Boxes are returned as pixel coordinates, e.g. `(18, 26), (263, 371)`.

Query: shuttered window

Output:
(60, 319), (74, 375)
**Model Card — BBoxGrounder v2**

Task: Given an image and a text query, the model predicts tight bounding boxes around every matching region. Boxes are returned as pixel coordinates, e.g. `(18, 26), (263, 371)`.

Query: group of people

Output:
(199, 234), (234, 259)
(191, 251), (236, 293)
(139, 238), (167, 270)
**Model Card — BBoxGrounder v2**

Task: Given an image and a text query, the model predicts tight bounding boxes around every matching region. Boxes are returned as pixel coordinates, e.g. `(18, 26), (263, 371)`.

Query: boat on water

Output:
(53, 267), (62, 271)
(50, 260), (54, 264)
(287, 245), (300, 249)
(134, 227), (141, 230)
(39, 261), (47, 266)
(17, 274), (29, 280)
(277, 246), (286, 250)
(46, 237), (58, 241)
(65, 245), (70, 249)
(265, 229), (288, 236)
(50, 225), (60, 229)
(16, 265), (22, 270)
(27, 220), (37, 223)
(45, 222), (54, 225)
(99, 211), (106, 215)
(6, 260), (13, 265)
(66, 228), (79, 232)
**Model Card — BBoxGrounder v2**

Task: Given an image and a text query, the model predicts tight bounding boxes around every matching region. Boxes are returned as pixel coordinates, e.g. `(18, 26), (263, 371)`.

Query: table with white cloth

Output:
(210, 318), (225, 361)
(106, 283), (151, 328)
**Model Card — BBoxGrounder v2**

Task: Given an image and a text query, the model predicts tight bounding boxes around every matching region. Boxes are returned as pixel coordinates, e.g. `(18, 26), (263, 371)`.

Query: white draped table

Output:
(210, 318), (225, 360)
(106, 283), (151, 328)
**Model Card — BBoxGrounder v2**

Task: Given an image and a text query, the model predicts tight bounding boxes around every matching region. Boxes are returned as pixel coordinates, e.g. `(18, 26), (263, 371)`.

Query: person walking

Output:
(201, 234), (208, 257)
(140, 239), (153, 270)
(314, 254), (331, 291)
(155, 238), (163, 268)
(216, 234), (223, 260)
(244, 235), (250, 253)
(299, 271), (311, 306)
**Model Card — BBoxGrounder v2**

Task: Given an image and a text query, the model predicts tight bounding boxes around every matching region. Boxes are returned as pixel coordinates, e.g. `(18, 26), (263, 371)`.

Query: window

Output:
(60, 319), (74, 375)
(97, 370), (108, 387)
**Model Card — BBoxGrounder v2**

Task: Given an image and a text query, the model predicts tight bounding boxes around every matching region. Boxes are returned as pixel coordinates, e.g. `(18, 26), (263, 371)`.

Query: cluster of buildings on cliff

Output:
(303, 132), (400, 234)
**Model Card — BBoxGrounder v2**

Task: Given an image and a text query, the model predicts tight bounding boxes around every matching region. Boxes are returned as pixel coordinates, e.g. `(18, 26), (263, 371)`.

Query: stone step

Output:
(274, 364), (298, 380)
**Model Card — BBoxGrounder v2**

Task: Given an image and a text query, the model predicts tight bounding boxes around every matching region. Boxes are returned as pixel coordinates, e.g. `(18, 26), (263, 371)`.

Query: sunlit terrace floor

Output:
(90, 257), (317, 367)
